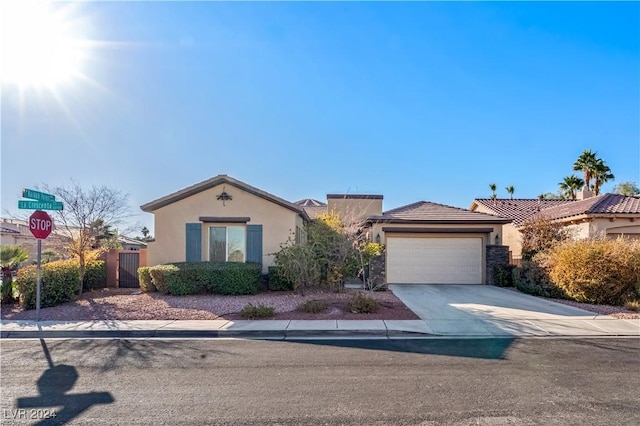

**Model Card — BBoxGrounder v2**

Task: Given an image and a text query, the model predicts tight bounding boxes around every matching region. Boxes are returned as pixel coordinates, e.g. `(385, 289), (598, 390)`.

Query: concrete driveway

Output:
(390, 284), (640, 337)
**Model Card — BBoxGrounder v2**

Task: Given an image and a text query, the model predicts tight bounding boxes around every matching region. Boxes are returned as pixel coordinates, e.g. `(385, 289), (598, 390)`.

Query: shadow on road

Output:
(14, 338), (114, 425)
(286, 337), (517, 360)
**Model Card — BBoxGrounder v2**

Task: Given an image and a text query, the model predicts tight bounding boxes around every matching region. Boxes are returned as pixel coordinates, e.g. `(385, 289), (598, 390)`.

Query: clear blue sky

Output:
(2, 1), (639, 235)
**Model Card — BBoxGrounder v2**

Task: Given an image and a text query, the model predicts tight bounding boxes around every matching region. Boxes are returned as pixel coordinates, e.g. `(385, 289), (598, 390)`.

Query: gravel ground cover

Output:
(0, 288), (419, 321)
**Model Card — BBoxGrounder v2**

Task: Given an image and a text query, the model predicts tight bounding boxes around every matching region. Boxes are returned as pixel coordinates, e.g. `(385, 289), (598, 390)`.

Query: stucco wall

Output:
(588, 218), (640, 238)
(327, 198), (383, 222)
(147, 183), (301, 272)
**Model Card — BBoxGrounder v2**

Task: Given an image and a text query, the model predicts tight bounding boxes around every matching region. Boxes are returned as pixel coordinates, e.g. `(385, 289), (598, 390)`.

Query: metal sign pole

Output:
(36, 239), (42, 321)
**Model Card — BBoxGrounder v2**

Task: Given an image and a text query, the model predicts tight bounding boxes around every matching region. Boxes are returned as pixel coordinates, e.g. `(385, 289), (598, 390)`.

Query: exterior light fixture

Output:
(375, 233), (381, 244)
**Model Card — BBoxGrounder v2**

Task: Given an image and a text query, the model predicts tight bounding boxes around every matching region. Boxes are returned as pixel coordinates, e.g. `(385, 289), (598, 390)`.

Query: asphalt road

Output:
(1, 337), (639, 425)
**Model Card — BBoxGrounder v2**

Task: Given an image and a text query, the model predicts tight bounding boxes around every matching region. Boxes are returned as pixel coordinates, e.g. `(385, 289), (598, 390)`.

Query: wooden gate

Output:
(118, 252), (140, 288)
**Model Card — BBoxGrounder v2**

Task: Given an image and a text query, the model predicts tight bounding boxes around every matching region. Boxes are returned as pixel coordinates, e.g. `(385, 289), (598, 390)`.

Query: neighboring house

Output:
(142, 175), (511, 284)
(469, 192), (640, 260)
(0, 218), (70, 263)
(118, 235), (148, 251)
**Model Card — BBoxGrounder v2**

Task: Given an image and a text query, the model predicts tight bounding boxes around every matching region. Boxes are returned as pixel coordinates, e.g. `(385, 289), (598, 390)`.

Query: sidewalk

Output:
(2, 316), (639, 339)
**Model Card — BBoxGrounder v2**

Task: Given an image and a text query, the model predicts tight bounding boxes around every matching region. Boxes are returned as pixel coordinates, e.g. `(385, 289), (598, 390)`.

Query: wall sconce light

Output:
(375, 233), (381, 244)
(495, 234), (500, 245)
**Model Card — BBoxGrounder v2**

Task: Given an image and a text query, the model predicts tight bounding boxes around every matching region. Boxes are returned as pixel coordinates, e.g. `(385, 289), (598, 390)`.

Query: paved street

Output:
(1, 337), (639, 425)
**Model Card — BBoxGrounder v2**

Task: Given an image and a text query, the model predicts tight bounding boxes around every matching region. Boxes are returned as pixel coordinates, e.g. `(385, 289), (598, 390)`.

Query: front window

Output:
(209, 226), (246, 262)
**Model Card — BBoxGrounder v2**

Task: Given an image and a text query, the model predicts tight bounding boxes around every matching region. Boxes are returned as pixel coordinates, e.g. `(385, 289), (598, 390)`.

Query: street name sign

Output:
(22, 188), (56, 202)
(18, 200), (64, 210)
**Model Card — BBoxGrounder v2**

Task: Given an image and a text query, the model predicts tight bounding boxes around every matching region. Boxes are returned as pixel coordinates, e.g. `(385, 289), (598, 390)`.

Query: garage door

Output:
(386, 237), (483, 284)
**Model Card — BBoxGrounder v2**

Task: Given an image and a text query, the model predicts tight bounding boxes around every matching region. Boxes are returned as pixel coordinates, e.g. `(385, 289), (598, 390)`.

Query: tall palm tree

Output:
(559, 175), (585, 200)
(573, 149), (598, 190)
(489, 183), (497, 201)
(505, 185), (515, 200)
(592, 159), (614, 196)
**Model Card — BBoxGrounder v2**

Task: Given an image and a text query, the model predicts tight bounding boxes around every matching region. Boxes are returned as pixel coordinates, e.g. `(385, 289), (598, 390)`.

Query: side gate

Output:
(118, 252), (140, 288)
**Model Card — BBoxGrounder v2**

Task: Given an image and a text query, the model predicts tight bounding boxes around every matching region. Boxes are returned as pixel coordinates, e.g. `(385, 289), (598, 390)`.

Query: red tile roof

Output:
(370, 201), (511, 224)
(471, 198), (573, 225)
(533, 194), (640, 221)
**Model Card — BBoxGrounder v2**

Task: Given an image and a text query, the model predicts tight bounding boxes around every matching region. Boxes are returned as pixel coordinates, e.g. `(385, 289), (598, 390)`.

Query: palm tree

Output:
(592, 159), (614, 196)
(489, 183), (497, 201)
(1, 245), (29, 303)
(505, 185), (515, 200)
(559, 175), (585, 200)
(573, 149), (598, 190)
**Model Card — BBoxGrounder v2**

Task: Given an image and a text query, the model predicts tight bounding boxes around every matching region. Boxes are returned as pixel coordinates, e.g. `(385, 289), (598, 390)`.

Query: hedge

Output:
(513, 260), (565, 299)
(15, 260), (80, 309)
(83, 260), (107, 291)
(137, 266), (156, 292)
(147, 262), (262, 296)
(267, 266), (294, 291)
(546, 238), (640, 305)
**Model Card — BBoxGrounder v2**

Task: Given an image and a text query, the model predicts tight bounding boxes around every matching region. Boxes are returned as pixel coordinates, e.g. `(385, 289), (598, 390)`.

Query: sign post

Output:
(28, 210), (54, 322)
(19, 189), (62, 321)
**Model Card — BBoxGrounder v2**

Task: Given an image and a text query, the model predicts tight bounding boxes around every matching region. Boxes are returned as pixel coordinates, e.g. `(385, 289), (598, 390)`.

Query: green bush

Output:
(494, 265), (515, 287)
(546, 239), (640, 305)
(347, 292), (379, 314)
(15, 260), (80, 309)
(83, 260), (107, 291)
(240, 303), (275, 319)
(148, 264), (179, 294)
(137, 266), (156, 292)
(298, 299), (328, 313)
(268, 266), (294, 291)
(148, 262), (261, 296)
(1, 279), (15, 304)
(513, 260), (565, 298)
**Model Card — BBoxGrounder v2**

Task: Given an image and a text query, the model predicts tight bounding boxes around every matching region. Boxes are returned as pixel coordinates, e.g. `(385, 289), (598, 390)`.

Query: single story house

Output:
(469, 191), (640, 260)
(141, 174), (511, 284)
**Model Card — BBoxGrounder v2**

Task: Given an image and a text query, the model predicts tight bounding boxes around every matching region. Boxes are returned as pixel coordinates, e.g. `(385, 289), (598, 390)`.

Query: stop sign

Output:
(29, 210), (53, 239)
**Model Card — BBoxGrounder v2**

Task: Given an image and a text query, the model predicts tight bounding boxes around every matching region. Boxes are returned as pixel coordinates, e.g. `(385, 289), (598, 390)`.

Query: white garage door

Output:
(386, 237), (483, 284)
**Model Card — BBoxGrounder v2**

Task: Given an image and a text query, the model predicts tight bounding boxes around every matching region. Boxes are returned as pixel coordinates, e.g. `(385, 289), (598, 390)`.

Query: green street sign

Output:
(18, 200), (64, 211)
(22, 188), (56, 202)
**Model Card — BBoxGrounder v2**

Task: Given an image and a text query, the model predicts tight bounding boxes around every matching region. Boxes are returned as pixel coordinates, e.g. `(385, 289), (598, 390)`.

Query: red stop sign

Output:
(29, 210), (53, 239)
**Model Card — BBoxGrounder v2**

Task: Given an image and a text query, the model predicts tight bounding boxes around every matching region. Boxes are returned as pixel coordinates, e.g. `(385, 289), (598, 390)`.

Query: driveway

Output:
(389, 285), (640, 337)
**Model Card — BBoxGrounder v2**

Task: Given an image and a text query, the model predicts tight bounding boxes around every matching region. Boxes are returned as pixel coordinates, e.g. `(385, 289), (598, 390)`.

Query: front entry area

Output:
(386, 236), (483, 284)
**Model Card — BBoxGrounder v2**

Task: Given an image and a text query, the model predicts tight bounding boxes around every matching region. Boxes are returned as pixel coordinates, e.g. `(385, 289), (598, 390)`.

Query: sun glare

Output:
(1, 1), (87, 88)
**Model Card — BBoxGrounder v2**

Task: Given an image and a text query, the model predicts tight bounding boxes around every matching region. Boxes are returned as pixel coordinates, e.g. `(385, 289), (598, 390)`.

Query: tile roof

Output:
(294, 199), (327, 220)
(471, 198), (573, 225)
(141, 174), (309, 220)
(369, 201), (511, 224)
(533, 194), (640, 221)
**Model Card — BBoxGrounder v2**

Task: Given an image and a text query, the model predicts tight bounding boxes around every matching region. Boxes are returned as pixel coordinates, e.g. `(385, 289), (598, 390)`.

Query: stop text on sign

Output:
(31, 217), (52, 231)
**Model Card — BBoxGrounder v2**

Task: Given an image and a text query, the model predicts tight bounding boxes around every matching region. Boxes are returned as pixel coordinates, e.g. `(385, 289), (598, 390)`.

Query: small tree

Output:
(613, 181), (640, 196)
(505, 185), (515, 200)
(520, 216), (571, 261)
(559, 175), (585, 200)
(489, 183), (497, 201)
(1, 245), (29, 303)
(44, 181), (130, 294)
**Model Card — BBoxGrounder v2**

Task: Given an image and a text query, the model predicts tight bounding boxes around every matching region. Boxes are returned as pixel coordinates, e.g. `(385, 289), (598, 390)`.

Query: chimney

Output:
(576, 188), (593, 200)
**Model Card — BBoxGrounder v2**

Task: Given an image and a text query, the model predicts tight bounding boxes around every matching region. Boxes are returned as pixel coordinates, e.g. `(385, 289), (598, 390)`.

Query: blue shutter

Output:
(185, 223), (202, 262)
(246, 225), (263, 264)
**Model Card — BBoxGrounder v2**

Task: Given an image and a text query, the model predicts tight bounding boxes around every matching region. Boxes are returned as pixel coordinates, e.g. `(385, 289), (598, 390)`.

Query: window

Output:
(209, 226), (246, 262)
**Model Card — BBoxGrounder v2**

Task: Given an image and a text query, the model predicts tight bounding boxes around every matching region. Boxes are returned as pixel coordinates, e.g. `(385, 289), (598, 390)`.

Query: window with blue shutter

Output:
(246, 224), (263, 264)
(185, 223), (202, 262)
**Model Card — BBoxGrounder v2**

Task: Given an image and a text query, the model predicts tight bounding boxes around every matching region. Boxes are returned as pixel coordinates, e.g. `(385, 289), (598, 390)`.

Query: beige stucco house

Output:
(470, 193), (640, 260)
(142, 175), (512, 284)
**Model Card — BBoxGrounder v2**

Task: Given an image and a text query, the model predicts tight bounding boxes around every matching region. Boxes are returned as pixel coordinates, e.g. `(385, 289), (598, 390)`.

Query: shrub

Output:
(494, 265), (515, 287)
(83, 260), (107, 291)
(546, 238), (640, 305)
(148, 264), (179, 294)
(520, 216), (571, 261)
(513, 259), (565, 298)
(148, 262), (261, 296)
(298, 299), (328, 313)
(624, 300), (640, 312)
(347, 292), (379, 314)
(240, 303), (275, 319)
(267, 266), (294, 291)
(15, 260), (80, 309)
(1, 279), (15, 304)
(137, 266), (156, 292)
